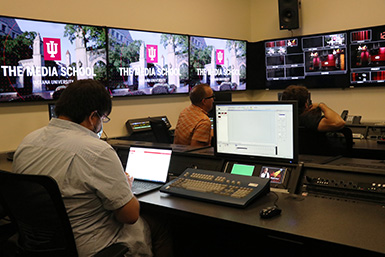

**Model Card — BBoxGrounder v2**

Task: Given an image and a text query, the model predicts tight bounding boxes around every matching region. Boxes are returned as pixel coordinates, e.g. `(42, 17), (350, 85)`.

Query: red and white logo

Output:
(146, 45), (158, 63)
(43, 38), (61, 61)
(216, 49), (225, 65)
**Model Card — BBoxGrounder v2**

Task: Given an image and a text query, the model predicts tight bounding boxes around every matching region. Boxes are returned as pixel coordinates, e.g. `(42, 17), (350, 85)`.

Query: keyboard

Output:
(131, 180), (164, 196)
(160, 168), (270, 208)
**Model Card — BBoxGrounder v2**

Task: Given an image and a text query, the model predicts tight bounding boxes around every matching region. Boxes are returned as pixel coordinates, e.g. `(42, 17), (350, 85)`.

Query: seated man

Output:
(281, 85), (345, 132)
(13, 79), (172, 257)
(173, 84), (214, 146)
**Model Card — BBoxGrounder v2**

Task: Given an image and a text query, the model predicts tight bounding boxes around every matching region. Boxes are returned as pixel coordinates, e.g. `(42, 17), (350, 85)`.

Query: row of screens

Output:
(262, 25), (385, 89)
(2, 15), (385, 102)
(0, 15), (246, 102)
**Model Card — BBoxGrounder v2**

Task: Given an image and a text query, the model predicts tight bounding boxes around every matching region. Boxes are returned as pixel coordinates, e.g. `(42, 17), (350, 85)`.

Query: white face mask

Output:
(97, 123), (103, 139)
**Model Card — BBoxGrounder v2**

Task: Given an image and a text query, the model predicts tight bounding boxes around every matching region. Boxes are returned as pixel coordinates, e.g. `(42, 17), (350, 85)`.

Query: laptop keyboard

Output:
(133, 180), (159, 189)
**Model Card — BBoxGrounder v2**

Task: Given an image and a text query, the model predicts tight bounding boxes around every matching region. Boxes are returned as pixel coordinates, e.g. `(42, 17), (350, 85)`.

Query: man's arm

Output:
(113, 196), (140, 224)
(96, 148), (140, 224)
(190, 138), (210, 147)
(315, 102), (346, 132)
(190, 120), (212, 146)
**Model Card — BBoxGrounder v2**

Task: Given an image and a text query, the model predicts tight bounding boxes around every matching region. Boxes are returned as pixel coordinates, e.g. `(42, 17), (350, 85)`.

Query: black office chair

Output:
(149, 117), (173, 143)
(0, 202), (16, 257)
(0, 170), (128, 257)
(298, 127), (353, 157)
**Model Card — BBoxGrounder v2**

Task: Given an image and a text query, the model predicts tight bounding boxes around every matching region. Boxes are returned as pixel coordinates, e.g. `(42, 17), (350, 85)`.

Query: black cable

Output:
(270, 191), (280, 208)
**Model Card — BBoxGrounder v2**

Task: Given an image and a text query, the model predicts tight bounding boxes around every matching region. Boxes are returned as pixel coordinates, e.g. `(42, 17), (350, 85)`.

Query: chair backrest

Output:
(149, 117), (173, 144)
(298, 127), (353, 157)
(0, 170), (78, 257)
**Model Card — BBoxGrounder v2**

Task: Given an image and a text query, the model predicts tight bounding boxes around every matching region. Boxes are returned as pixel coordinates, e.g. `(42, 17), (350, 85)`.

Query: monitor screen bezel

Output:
(213, 100), (299, 164)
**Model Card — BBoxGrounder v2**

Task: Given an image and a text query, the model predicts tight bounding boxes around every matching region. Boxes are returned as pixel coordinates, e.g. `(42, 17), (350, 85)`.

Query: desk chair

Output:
(299, 127), (353, 157)
(0, 170), (128, 257)
(149, 117), (173, 143)
(0, 202), (16, 257)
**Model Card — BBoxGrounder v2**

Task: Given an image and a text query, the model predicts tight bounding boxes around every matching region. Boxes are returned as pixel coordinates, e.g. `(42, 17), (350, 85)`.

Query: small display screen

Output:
(230, 163), (255, 176)
(259, 166), (286, 184)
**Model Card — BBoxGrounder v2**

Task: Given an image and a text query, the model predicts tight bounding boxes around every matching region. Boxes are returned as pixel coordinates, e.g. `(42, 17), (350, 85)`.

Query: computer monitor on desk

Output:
(213, 101), (298, 164)
(213, 101), (299, 191)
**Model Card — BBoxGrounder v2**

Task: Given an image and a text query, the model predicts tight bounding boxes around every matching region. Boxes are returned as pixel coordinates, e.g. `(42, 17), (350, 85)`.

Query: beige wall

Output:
(1, 0), (385, 152)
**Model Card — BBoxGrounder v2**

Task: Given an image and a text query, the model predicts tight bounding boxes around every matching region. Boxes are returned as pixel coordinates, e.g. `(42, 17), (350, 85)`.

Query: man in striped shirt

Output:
(173, 84), (214, 146)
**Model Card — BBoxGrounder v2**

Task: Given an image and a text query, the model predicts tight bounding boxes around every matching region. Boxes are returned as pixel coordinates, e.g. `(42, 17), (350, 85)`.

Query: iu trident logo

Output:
(216, 49), (225, 65)
(43, 38), (61, 61)
(146, 45), (158, 63)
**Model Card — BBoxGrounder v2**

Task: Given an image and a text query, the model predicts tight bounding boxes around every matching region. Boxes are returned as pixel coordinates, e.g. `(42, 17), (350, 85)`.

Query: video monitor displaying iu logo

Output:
(0, 15), (107, 102)
(107, 28), (189, 96)
(189, 36), (247, 92)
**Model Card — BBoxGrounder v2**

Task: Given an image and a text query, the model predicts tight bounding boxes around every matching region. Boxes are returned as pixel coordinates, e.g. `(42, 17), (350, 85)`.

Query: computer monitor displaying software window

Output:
(213, 101), (298, 164)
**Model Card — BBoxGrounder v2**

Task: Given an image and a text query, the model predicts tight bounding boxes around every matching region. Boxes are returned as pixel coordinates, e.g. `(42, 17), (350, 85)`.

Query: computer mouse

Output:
(260, 206), (282, 219)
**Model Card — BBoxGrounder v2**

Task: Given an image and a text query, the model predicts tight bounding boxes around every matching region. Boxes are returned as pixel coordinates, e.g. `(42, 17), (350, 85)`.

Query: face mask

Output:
(97, 123), (103, 138)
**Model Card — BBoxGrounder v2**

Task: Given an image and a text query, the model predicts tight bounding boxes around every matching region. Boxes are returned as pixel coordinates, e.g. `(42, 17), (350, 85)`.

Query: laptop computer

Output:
(125, 146), (172, 195)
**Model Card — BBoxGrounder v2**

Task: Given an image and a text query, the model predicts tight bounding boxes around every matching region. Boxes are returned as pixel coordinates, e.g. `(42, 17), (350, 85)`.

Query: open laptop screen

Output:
(125, 146), (172, 183)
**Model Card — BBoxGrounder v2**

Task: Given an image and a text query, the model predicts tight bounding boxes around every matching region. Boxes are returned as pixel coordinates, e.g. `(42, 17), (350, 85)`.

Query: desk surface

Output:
(139, 190), (385, 255)
(353, 139), (385, 150)
(2, 148), (385, 255)
(352, 139), (385, 159)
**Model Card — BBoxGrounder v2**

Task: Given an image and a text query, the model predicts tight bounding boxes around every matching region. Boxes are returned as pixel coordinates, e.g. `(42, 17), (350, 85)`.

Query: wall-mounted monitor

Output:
(0, 15), (107, 102)
(213, 101), (298, 164)
(189, 36), (246, 92)
(263, 31), (349, 89)
(107, 28), (189, 96)
(349, 25), (385, 87)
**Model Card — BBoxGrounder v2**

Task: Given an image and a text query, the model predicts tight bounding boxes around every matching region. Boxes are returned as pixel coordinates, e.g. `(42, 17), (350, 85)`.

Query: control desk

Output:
(139, 190), (385, 256)
(3, 140), (385, 256)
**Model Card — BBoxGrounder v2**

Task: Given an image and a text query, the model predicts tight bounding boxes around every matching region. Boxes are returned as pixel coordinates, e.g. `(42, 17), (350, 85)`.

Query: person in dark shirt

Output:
(281, 85), (345, 132)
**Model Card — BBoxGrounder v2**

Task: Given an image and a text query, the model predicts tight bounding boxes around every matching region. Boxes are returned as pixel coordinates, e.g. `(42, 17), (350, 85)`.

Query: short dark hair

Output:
(55, 79), (112, 124)
(281, 85), (310, 114)
(189, 84), (210, 105)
